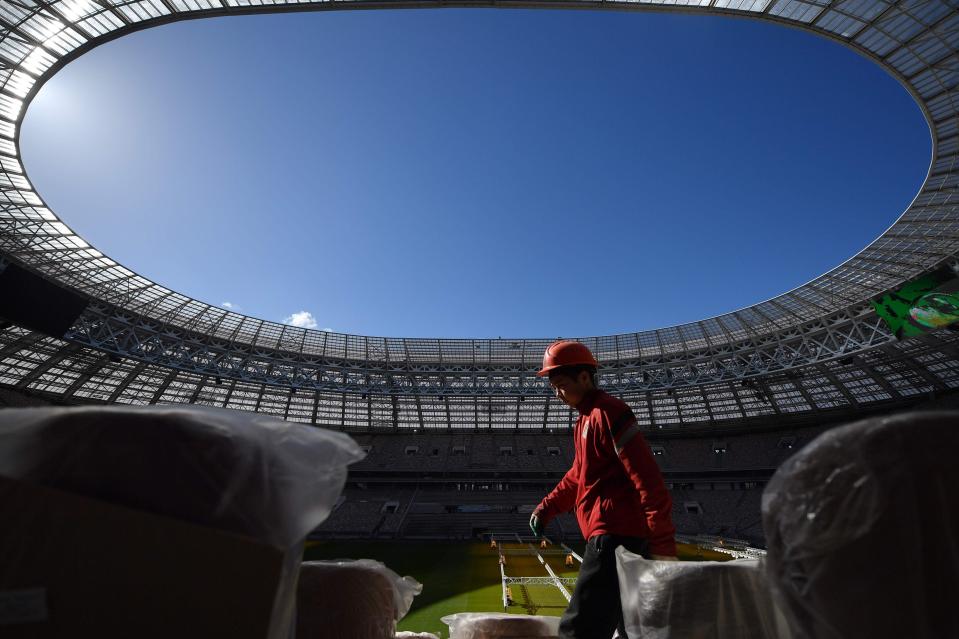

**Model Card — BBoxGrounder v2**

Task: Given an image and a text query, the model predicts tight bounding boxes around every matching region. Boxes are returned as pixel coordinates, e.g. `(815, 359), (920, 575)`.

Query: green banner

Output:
(872, 266), (959, 339)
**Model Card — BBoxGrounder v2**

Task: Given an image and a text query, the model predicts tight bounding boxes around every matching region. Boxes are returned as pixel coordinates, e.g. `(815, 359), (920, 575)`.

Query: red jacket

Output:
(537, 389), (676, 556)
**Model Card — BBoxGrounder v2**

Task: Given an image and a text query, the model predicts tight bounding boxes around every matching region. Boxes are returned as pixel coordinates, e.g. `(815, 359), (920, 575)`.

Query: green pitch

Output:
(302, 539), (728, 637)
(498, 542), (572, 616)
(303, 540), (578, 637)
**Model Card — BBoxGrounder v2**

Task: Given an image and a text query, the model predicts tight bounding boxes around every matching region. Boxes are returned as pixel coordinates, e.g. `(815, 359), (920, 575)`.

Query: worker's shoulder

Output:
(592, 390), (632, 416)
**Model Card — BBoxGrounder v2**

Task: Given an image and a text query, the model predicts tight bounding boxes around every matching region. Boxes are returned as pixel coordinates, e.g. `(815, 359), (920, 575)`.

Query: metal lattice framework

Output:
(504, 576), (578, 587)
(2, 0), (959, 430)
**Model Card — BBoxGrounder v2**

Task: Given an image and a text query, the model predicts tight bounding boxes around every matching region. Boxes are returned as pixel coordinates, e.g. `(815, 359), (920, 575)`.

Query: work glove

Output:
(651, 554), (679, 561)
(529, 508), (546, 537)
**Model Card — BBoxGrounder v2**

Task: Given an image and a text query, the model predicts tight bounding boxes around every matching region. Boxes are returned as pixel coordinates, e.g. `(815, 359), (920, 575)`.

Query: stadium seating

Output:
(313, 488), (418, 538)
(348, 433), (578, 473)
(552, 512), (582, 541)
(345, 426), (826, 478)
(669, 487), (765, 546)
(318, 500), (389, 537)
(650, 425), (825, 473)
(332, 425), (824, 545)
(322, 426), (835, 545)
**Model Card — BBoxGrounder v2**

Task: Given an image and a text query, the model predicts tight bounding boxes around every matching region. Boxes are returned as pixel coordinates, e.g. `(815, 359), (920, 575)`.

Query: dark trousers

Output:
(558, 534), (650, 639)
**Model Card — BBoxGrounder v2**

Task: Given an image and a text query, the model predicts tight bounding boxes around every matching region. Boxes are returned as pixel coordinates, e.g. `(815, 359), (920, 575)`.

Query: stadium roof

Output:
(2, 0), (959, 429)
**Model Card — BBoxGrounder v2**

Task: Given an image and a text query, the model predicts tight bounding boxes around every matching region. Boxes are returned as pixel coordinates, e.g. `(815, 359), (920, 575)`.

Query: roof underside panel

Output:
(1, 0), (959, 428)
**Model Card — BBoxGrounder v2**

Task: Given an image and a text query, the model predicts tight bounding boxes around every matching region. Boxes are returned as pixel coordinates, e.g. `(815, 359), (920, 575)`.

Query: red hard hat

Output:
(537, 340), (598, 377)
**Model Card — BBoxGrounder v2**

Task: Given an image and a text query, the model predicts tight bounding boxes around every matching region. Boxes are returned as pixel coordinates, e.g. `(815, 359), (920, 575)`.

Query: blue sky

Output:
(21, 8), (928, 338)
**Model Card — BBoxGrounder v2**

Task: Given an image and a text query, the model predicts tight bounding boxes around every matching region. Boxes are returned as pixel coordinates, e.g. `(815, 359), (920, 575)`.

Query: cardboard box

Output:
(0, 475), (298, 639)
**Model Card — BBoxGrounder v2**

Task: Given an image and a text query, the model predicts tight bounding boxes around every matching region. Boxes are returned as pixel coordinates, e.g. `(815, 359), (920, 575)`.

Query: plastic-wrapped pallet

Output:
(615, 549), (789, 639)
(297, 559), (422, 639)
(441, 613), (560, 639)
(0, 405), (364, 547)
(0, 405), (365, 639)
(762, 411), (959, 639)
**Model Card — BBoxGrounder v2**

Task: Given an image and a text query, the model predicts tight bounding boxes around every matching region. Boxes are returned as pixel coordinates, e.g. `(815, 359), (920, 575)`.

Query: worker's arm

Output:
(533, 453), (580, 532)
(608, 408), (677, 557)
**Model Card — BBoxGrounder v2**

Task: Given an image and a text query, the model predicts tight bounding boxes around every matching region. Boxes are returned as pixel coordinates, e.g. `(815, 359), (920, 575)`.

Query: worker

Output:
(529, 340), (677, 639)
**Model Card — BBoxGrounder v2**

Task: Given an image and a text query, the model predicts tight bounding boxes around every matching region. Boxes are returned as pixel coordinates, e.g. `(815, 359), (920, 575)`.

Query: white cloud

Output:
(284, 310), (318, 329)
(222, 301), (241, 310)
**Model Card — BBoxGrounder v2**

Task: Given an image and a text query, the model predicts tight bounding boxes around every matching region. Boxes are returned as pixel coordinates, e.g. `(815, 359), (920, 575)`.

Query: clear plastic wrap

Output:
(297, 559), (423, 639)
(615, 548), (790, 639)
(440, 613), (560, 639)
(0, 405), (365, 547)
(0, 469), (309, 639)
(761, 411), (959, 639)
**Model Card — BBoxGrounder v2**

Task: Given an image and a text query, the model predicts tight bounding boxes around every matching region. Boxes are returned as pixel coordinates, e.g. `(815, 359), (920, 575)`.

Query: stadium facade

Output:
(3, 0), (959, 430)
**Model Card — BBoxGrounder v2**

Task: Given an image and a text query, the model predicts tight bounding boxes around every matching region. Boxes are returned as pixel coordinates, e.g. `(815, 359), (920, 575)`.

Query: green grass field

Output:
(303, 539), (729, 637)
(497, 542), (572, 617)
(304, 540), (508, 637)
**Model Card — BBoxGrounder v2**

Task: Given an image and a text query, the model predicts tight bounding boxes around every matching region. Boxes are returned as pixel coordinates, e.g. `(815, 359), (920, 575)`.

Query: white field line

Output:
(529, 544), (571, 602)
(499, 554), (509, 610)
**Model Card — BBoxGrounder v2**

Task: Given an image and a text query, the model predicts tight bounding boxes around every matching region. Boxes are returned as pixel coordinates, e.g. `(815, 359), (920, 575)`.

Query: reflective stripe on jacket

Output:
(537, 389), (677, 556)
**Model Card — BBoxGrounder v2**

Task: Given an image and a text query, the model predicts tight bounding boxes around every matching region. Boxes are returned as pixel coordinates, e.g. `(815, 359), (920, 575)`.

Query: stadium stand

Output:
(3, 375), (950, 549)
(316, 499), (390, 538)
(650, 425), (825, 473)
(3, 0), (959, 632)
(669, 487), (766, 545)
(347, 433), (577, 474)
(311, 389), (959, 546)
(313, 400), (959, 546)
(313, 488), (419, 538)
